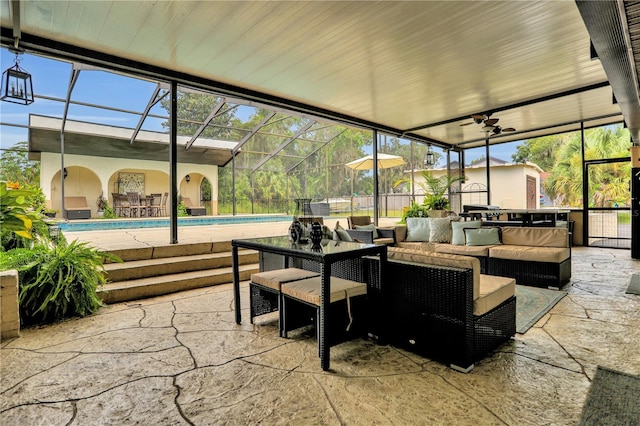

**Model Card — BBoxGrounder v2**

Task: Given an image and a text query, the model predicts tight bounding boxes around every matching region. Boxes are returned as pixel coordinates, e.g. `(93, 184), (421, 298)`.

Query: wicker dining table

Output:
(231, 235), (387, 371)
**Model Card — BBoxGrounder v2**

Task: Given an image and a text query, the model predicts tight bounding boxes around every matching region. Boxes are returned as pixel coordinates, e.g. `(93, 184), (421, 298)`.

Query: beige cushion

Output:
(389, 247), (480, 299)
(251, 268), (320, 291)
(434, 243), (492, 257)
(373, 237), (395, 245)
(501, 227), (569, 247)
(64, 196), (90, 210)
(475, 274), (516, 316)
(395, 241), (436, 251)
(281, 276), (367, 306)
(394, 225), (408, 242)
(489, 245), (570, 263)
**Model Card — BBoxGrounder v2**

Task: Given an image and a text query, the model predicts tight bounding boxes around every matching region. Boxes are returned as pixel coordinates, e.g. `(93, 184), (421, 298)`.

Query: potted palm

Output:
(395, 171), (464, 218)
(421, 171), (465, 217)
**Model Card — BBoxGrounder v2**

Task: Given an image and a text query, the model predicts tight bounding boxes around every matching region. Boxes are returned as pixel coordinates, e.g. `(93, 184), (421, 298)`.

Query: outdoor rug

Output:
(626, 274), (640, 295)
(578, 366), (640, 425)
(515, 285), (567, 334)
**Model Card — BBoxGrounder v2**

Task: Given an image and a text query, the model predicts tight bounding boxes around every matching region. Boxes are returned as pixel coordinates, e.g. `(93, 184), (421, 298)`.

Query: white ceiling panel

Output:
(0, 0), (634, 148)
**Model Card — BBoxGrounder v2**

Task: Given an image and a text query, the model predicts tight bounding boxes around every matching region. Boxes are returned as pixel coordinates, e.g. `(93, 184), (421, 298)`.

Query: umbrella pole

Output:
(350, 169), (354, 216)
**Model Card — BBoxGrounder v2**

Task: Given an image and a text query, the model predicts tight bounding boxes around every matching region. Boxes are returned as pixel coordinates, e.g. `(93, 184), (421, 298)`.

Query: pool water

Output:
(57, 214), (293, 231)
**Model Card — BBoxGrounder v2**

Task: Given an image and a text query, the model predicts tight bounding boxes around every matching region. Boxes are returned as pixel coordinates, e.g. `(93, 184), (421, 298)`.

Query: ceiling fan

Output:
(460, 113), (516, 136)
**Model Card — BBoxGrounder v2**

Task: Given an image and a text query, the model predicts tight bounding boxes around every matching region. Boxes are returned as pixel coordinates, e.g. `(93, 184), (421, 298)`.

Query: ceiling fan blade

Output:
(460, 122), (475, 126)
(502, 127), (516, 132)
(471, 114), (486, 120)
(484, 118), (499, 126)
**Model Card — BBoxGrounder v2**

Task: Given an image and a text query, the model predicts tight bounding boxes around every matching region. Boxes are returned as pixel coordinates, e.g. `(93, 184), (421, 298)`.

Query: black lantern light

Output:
(424, 145), (435, 167)
(1, 49), (34, 105)
(185, 174), (191, 183)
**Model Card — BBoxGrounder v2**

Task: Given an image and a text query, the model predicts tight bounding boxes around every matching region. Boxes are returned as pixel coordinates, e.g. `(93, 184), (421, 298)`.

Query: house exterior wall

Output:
(411, 163), (541, 211)
(41, 152), (219, 217)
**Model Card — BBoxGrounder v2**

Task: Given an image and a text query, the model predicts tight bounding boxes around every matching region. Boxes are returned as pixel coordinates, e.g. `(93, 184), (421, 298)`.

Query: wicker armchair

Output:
(346, 216), (396, 245)
(381, 249), (516, 372)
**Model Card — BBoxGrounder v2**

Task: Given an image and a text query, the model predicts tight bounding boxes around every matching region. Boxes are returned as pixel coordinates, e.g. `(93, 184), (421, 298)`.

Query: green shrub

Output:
(0, 240), (121, 326)
(400, 200), (431, 223)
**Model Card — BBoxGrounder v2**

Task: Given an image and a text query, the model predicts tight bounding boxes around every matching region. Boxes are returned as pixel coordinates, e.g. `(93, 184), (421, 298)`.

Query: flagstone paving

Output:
(1, 224), (639, 425)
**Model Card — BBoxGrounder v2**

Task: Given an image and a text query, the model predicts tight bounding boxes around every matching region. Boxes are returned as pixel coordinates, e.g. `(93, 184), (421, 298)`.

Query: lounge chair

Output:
(182, 197), (206, 216)
(64, 196), (91, 219)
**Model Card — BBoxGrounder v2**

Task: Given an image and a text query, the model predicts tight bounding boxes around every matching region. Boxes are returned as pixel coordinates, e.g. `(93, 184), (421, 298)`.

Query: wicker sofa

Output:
(383, 247), (516, 372)
(394, 220), (571, 289)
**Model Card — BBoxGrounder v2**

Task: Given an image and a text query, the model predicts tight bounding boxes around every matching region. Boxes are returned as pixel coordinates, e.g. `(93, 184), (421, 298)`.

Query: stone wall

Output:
(1, 270), (20, 339)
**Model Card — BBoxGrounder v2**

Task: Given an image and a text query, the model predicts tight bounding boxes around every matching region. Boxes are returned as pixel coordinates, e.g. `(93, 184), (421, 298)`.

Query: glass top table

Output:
(231, 235), (387, 371)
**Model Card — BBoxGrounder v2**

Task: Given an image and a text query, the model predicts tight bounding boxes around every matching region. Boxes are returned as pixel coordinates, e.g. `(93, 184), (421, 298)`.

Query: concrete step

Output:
(104, 241), (234, 262)
(103, 249), (258, 282)
(98, 263), (258, 304)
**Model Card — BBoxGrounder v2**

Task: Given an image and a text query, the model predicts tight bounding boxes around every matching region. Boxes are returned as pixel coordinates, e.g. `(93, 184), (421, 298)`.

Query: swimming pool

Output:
(57, 214), (293, 232)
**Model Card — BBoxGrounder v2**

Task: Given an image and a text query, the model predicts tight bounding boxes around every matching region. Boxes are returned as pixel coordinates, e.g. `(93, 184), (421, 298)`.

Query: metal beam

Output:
(576, 1), (640, 144)
(185, 97), (226, 150)
(130, 84), (168, 144)
(286, 128), (348, 173)
(232, 112), (277, 155)
(9, 0), (20, 46)
(251, 120), (316, 172)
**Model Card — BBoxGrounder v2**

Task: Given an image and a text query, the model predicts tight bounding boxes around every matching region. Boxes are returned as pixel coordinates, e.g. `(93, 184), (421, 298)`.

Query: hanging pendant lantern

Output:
(1, 49), (34, 105)
(424, 145), (435, 167)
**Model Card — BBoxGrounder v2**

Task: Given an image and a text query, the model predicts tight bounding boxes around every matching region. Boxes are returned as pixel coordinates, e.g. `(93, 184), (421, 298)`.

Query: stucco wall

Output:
(41, 153), (218, 216)
(411, 163), (542, 210)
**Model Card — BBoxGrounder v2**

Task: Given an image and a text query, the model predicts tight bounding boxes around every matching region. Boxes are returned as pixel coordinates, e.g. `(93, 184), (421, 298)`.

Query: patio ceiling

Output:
(0, 1), (638, 150)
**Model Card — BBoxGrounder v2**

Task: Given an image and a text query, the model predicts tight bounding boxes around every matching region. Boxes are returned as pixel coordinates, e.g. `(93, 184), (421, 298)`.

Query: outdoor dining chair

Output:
(126, 192), (145, 217)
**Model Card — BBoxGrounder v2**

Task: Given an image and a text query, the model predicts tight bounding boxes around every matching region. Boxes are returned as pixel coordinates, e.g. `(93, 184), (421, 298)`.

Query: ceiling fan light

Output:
(482, 125), (494, 131)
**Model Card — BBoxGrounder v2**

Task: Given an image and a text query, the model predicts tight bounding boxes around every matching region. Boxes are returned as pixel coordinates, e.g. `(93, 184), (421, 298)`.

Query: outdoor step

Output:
(103, 249), (258, 282)
(104, 241), (234, 263)
(98, 263), (258, 304)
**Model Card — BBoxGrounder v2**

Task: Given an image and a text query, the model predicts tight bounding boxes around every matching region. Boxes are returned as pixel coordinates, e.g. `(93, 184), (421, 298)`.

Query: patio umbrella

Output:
(345, 153), (405, 215)
(345, 153), (405, 171)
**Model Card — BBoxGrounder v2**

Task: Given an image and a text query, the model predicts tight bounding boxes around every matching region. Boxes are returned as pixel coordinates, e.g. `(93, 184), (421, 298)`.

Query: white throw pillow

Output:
(429, 217), (454, 243)
(451, 220), (482, 245)
(406, 217), (430, 241)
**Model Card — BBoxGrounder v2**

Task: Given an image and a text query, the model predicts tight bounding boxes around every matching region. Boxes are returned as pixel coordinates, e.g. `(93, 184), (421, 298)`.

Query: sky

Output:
(0, 48), (520, 165)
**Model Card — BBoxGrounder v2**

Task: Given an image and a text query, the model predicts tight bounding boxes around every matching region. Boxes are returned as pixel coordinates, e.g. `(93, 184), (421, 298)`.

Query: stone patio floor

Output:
(1, 220), (640, 425)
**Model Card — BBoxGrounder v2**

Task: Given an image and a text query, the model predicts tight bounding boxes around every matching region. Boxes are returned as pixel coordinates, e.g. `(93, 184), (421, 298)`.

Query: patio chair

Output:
(182, 197), (206, 216)
(126, 192), (145, 217)
(64, 196), (91, 219)
(112, 193), (129, 217)
(346, 215), (396, 245)
(160, 192), (168, 216)
(147, 193), (162, 217)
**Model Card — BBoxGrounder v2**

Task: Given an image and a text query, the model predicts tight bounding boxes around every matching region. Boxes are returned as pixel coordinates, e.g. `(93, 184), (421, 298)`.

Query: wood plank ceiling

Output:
(0, 1), (637, 151)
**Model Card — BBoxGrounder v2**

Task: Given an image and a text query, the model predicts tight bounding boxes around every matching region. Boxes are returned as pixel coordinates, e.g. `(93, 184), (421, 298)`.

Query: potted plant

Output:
(395, 171), (464, 218)
(43, 207), (58, 218)
(96, 192), (108, 217)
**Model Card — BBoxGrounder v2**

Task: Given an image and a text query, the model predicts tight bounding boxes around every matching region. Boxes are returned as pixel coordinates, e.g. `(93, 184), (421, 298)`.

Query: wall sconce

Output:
(1, 48), (34, 105)
(423, 145), (435, 167)
(63, 168), (68, 179)
(185, 174), (191, 183)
